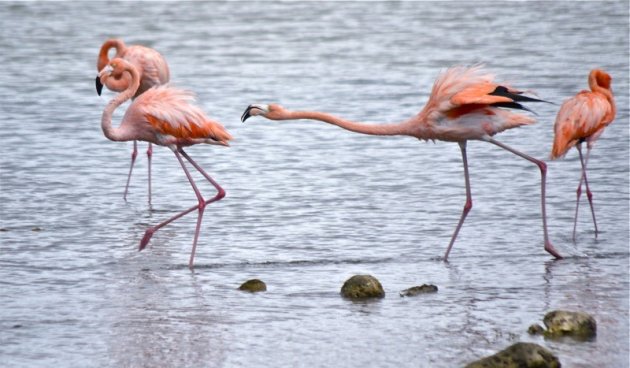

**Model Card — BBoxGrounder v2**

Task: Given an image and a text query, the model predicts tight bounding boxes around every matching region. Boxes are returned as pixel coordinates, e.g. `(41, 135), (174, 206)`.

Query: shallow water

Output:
(0, 1), (628, 367)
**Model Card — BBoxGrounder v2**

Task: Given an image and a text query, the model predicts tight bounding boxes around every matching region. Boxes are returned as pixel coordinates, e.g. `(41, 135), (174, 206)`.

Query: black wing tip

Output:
(491, 101), (538, 115)
(489, 85), (552, 104)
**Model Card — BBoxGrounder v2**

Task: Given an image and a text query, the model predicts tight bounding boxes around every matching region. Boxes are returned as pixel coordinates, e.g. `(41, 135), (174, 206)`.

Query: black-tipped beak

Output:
(95, 76), (103, 96)
(241, 105), (254, 123)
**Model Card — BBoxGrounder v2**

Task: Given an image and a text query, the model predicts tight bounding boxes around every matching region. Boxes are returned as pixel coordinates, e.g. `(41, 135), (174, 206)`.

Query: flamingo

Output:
(242, 65), (563, 260)
(96, 38), (171, 203)
(551, 69), (616, 240)
(97, 57), (231, 269)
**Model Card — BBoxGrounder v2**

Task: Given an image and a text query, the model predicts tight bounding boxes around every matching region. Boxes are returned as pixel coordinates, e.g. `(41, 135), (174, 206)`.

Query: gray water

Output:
(0, 1), (628, 367)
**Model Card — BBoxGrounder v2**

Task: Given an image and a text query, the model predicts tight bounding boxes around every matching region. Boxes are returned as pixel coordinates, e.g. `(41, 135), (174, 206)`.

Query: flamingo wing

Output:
(551, 92), (611, 158)
(131, 86), (232, 145)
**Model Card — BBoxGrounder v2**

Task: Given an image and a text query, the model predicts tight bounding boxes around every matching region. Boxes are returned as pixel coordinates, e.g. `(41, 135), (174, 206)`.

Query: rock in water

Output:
(543, 310), (596, 340)
(399, 284), (438, 297)
(340, 275), (385, 299)
(465, 342), (561, 368)
(238, 279), (267, 292)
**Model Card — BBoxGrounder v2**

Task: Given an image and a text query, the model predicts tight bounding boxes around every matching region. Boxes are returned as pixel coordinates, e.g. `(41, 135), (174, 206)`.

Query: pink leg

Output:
(139, 148), (225, 269)
(123, 141), (139, 202)
(443, 142), (473, 261)
(486, 137), (563, 259)
(147, 143), (153, 204)
(573, 144), (598, 239)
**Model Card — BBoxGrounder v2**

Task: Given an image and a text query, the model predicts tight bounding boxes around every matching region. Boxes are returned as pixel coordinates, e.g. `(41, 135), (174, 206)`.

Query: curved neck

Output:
(97, 39), (125, 72)
(101, 68), (140, 142)
(281, 110), (415, 136)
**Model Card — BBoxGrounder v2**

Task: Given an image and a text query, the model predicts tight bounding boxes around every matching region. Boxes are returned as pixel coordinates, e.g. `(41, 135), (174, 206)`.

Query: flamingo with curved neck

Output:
(99, 57), (231, 269)
(96, 38), (171, 203)
(551, 69), (616, 240)
(242, 65), (563, 260)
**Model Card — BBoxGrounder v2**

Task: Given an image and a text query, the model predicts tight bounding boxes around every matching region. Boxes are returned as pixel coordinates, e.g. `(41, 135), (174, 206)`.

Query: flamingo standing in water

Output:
(242, 65), (563, 260)
(97, 38), (171, 203)
(97, 57), (231, 269)
(551, 69), (616, 240)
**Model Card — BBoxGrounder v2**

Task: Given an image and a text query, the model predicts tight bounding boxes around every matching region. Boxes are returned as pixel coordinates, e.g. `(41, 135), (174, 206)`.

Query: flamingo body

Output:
(550, 69), (615, 239)
(99, 58), (230, 269)
(97, 38), (171, 203)
(120, 85), (232, 147)
(242, 65), (562, 260)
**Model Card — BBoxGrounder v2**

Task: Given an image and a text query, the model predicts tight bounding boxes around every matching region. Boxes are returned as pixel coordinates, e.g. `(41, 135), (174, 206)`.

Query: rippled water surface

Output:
(1, 2), (628, 367)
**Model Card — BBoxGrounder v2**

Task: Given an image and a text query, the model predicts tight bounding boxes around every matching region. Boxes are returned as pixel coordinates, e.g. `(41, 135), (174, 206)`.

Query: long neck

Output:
(589, 74), (616, 122)
(281, 110), (415, 136)
(97, 39), (125, 71)
(101, 68), (140, 142)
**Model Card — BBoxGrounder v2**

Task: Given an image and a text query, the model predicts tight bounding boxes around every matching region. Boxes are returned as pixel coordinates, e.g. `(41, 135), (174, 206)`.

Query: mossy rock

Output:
(340, 274), (385, 299)
(465, 342), (561, 368)
(543, 310), (596, 340)
(238, 279), (267, 292)
(399, 284), (438, 297)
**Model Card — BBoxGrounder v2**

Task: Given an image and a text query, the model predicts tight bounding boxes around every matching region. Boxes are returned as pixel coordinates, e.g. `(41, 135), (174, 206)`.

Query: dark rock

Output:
(527, 323), (545, 335)
(399, 284), (438, 297)
(465, 342), (561, 368)
(340, 274), (385, 299)
(238, 279), (267, 292)
(543, 310), (596, 340)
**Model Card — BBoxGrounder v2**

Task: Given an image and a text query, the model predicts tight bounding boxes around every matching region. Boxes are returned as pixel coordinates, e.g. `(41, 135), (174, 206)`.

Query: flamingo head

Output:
(241, 103), (286, 122)
(95, 58), (128, 96)
(592, 69), (612, 90)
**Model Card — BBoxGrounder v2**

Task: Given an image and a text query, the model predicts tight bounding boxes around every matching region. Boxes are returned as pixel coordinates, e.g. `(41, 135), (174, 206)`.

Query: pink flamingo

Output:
(242, 65), (563, 260)
(96, 38), (171, 203)
(551, 69), (616, 240)
(98, 57), (231, 269)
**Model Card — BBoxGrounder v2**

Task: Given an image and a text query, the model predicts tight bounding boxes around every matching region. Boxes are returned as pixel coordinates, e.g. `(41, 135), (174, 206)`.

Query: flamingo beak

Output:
(241, 104), (268, 122)
(95, 76), (103, 96)
(241, 106), (253, 122)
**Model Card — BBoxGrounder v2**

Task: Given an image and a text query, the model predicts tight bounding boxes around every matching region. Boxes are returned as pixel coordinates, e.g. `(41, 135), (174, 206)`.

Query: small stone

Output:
(399, 284), (438, 297)
(238, 279), (267, 292)
(31, 227), (42, 232)
(543, 310), (596, 340)
(527, 324), (545, 335)
(340, 274), (385, 299)
(465, 342), (561, 368)
(0, 228), (8, 232)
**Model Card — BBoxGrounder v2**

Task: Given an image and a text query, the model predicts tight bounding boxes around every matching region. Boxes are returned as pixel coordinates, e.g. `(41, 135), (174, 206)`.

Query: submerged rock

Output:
(238, 279), (267, 292)
(465, 342), (561, 368)
(527, 323), (546, 336)
(340, 274), (385, 299)
(542, 310), (596, 340)
(399, 284), (438, 297)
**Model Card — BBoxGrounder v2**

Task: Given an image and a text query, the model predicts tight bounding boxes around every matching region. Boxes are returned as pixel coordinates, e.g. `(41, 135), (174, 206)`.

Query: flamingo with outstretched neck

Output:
(551, 69), (616, 240)
(242, 65), (563, 260)
(97, 38), (170, 203)
(98, 57), (231, 269)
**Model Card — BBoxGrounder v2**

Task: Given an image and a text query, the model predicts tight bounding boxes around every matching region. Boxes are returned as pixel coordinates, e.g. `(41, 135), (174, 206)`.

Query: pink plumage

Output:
(98, 57), (230, 269)
(242, 65), (562, 260)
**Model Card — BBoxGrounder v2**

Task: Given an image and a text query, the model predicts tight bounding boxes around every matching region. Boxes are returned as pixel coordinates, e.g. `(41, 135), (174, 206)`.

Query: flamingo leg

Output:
(178, 149), (226, 268)
(485, 137), (563, 259)
(147, 143), (153, 204)
(573, 144), (598, 239)
(123, 141), (139, 202)
(443, 141), (473, 261)
(139, 148), (225, 269)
